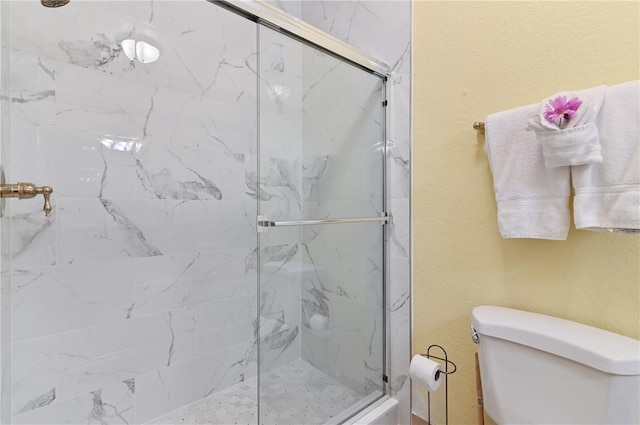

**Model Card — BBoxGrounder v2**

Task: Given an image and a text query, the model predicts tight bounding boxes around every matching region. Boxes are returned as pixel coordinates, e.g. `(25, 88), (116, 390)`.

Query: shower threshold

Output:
(146, 359), (376, 425)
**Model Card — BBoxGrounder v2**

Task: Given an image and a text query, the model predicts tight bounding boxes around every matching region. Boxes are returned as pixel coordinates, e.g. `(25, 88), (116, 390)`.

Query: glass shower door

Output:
(257, 24), (387, 424)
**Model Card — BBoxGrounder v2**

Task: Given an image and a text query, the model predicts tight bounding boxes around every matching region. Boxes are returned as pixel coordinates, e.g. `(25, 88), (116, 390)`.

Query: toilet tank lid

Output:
(472, 306), (640, 375)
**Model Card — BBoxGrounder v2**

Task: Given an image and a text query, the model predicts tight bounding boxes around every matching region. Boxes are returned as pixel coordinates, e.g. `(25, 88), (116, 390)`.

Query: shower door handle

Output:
(257, 213), (389, 232)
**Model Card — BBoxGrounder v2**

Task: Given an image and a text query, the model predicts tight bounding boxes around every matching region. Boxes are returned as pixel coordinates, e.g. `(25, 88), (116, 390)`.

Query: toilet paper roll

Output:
(410, 354), (442, 392)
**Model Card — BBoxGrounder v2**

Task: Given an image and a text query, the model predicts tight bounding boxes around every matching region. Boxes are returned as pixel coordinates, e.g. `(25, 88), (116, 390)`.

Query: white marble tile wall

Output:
(5, 1), (277, 423)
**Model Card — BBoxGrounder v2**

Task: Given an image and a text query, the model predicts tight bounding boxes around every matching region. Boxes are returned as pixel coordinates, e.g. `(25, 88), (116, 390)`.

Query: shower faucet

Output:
(0, 182), (53, 216)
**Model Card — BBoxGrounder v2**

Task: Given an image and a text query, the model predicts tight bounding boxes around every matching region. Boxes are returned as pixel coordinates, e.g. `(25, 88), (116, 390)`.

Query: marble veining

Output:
(12, 380), (135, 424)
(10, 89), (55, 105)
(15, 388), (55, 415)
(10, 209), (56, 269)
(259, 157), (302, 204)
(100, 199), (164, 257)
(134, 157), (224, 201)
(58, 34), (125, 70)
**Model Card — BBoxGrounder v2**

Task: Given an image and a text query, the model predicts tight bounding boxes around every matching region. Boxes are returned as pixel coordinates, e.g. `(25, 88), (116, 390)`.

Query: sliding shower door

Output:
(257, 24), (387, 424)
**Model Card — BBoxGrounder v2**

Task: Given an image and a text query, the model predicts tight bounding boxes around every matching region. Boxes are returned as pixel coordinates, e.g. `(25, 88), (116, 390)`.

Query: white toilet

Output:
(471, 305), (640, 424)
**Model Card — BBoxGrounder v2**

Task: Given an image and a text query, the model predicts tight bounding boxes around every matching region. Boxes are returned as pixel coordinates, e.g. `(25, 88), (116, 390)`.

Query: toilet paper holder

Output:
(422, 344), (457, 425)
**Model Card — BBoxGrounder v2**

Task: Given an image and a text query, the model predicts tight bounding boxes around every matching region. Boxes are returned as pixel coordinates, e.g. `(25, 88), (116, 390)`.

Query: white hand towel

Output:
(572, 80), (640, 233)
(486, 104), (571, 240)
(527, 85), (606, 168)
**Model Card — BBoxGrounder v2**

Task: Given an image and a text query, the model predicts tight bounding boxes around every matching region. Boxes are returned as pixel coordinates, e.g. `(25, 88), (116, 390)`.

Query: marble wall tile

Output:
(132, 144), (248, 201)
(299, 326), (332, 375)
(301, 148), (384, 203)
(11, 263), (262, 417)
(327, 292), (379, 359)
(9, 1), (258, 102)
(256, 237), (299, 273)
(392, 367), (411, 425)
(11, 336), (57, 415)
(389, 312), (410, 376)
(255, 241), (302, 372)
(388, 82), (412, 200)
(388, 311), (410, 423)
(54, 60), (156, 129)
(300, 313), (380, 396)
(56, 309), (198, 401)
(9, 50), (55, 127)
(56, 198), (256, 264)
(9, 1), (147, 67)
(389, 255), (410, 317)
(13, 124), (138, 201)
(12, 295), (260, 417)
(12, 380), (134, 425)
(12, 262), (135, 342)
(258, 237), (301, 275)
(9, 193), (57, 270)
(58, 311), (194, 370)
(134, 249), (256, 317)
(54, 61), (256, 154)
(257, 30), (303, 207)
(256, 156), (302, 206)
(300, 284), (384, 395)
(257, 24), (304, 226)
(300, 241), (382, 305)
(134, 341), (251, 423)
(388, 139), (411, 201)
(55, 198), (160, 264)
(260, 283), (301, 333)
(301, 58), (384, 158)
(194, 295), (256, 356)
(251, 322), (300, 375)
(389, 198), (410, 258)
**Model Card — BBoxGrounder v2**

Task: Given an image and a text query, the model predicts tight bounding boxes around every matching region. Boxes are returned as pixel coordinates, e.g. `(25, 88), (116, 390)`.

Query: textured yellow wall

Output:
(413, 1), (640, 424)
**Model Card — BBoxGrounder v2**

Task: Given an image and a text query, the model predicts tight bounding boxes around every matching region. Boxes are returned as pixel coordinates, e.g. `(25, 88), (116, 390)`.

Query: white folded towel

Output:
(572, 80), (640, 233)
(486, 104), (571, 240)
(527, 85), (606, 168)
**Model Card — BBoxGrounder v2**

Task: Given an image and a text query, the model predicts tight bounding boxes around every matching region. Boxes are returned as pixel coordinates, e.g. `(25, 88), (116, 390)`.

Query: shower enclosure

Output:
(0, 0), (392, 423)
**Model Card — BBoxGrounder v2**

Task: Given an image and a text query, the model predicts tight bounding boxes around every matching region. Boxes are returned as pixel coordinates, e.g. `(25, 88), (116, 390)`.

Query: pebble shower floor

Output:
(146, 360), (364, 424)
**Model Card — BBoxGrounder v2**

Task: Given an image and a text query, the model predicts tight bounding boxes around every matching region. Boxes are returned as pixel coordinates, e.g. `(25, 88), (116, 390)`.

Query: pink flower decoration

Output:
(543, 95), (583, 128)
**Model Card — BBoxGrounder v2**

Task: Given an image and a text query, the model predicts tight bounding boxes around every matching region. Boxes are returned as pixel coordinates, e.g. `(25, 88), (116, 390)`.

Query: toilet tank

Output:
(472, 306), (640, 425)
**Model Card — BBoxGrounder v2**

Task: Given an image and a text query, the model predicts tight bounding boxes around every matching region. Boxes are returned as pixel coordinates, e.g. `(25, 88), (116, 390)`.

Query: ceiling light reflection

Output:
(100, 137), (142, 153)
(267, 84), (291, 101)
(122, 39), (160, 64)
